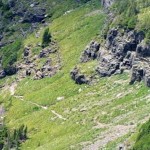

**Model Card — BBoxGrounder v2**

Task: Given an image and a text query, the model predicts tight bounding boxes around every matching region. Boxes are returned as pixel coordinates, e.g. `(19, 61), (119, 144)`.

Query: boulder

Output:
(129, 65), (144, 85)
(4, 66), (17, 76)
(39, 49), (49, 58)
(136, 41), (150, 57)
(80, 41), (100, 62)
(34, 70), (44, 80)
(24, 47), (30, 57)
(96, 52), (120, 77)
(70, 67), (89, 84)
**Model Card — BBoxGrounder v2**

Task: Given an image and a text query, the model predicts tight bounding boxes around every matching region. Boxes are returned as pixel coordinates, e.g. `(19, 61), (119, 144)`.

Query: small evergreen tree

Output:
(42, 28), (52, 48)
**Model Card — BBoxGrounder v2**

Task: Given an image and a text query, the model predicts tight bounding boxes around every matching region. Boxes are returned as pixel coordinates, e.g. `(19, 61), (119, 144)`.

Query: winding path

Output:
(14, 95), (67, 120)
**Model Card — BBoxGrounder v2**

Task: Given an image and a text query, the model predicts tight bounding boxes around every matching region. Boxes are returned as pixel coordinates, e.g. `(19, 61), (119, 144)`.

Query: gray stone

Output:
(0, 70), (6, 79)
(80, 41), (100, 62)
(136, 41), (150, 57)
(70, 67), (89, 84)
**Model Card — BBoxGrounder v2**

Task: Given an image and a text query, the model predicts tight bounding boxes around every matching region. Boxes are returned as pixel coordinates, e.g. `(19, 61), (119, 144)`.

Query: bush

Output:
(0, 124), (28, 150)
(42, 28), (52, 48)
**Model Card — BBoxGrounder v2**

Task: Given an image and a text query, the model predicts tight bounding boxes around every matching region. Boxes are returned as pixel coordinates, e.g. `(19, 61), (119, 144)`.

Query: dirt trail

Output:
(51, 110), (67, 120)
(14, 95), (67, 120)
(82, 124), (135, 150)
(14, 95), (48, 110)
(10, 82), (17, 95)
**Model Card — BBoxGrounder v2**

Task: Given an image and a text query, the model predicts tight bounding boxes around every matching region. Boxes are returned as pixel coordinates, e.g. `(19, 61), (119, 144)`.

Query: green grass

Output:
(133, 119), (150, 150)
(0, 0), (150, 149)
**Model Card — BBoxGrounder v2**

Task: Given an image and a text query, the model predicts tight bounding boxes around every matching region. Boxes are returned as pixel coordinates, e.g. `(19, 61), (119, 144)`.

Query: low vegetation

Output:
(0, 124), (28, 149)
(133, 120), (150, 150)
(111, 0), (150, 42)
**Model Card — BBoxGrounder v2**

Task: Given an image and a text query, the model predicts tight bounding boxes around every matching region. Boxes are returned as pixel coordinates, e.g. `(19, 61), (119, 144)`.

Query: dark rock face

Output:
(136, 42), (150, 57)
(22, 8), (46, 23)
(95, 27), (150, 87)
(80, 41), (100, 62)
(96, 28), (141, 77)
(4, 66), (17, 76)
(70, 67), (89, 84)
(0, 70), (6, 79)
(130, 64), (144, 85)
(74, 27), (150, 87)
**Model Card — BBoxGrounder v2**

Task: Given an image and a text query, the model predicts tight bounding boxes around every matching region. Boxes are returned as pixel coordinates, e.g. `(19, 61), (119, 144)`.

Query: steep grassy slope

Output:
(0, 0), (150, 149)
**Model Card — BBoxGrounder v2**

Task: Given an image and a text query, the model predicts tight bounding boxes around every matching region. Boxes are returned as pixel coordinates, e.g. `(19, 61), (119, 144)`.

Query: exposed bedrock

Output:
(72, 27), (150, 87)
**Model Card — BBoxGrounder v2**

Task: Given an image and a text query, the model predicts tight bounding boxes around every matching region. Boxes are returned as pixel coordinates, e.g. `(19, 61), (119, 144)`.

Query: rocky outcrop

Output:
(96, 28), (150, 87)
(96, 28), (141, 77)
(70, 67), (89, 84)
(73, 27), (150, 87)
(22, 8), (46, 23)
(15, 41), (61, 80)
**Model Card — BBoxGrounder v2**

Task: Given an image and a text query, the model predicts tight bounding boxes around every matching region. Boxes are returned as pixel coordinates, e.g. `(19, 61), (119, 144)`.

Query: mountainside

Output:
(0, 0), (150, 149)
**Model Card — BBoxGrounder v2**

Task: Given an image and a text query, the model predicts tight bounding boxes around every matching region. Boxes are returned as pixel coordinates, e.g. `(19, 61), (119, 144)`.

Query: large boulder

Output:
(136, 41), (150, 57)
(129, 65), (144, 85)
(4, 66), (17, 76)
(70, 67), (89, 84)
(80, 41), (100, 63)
